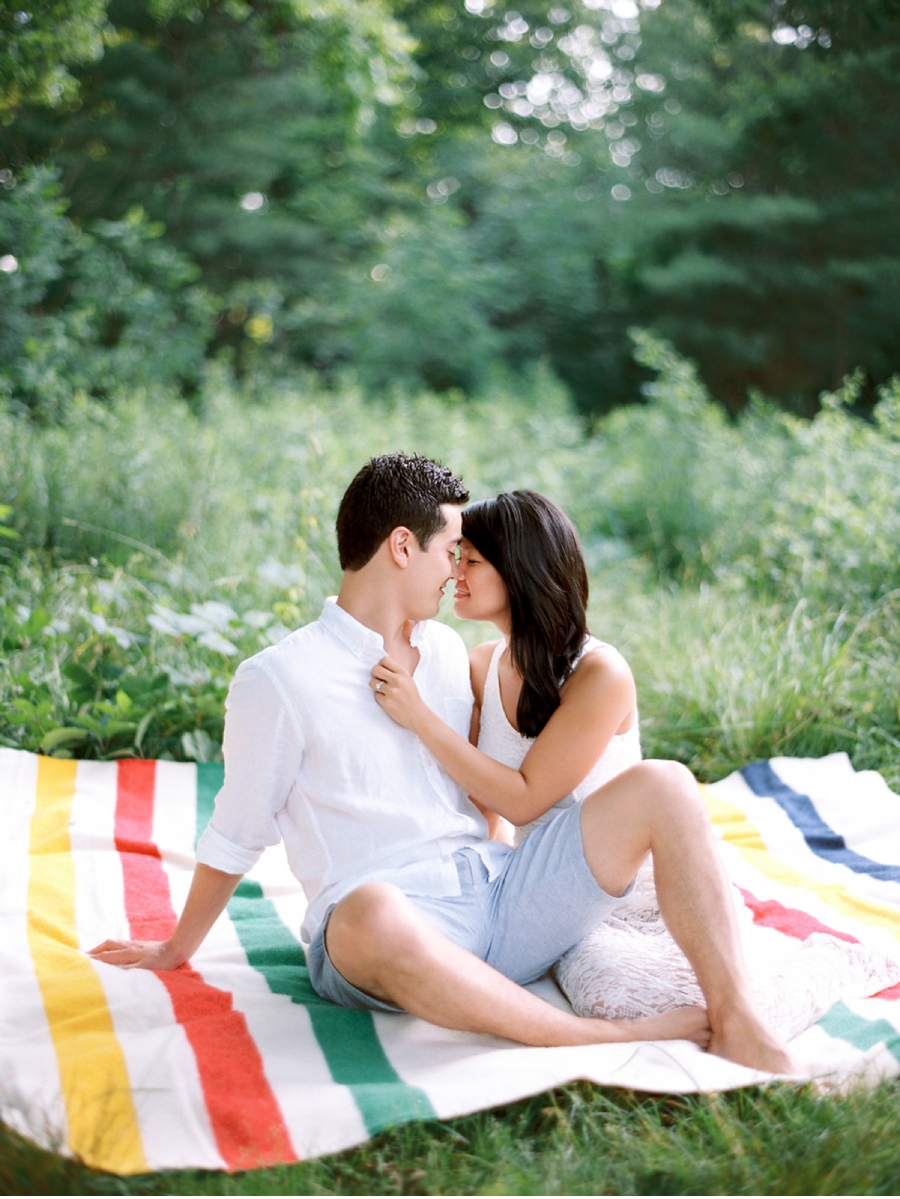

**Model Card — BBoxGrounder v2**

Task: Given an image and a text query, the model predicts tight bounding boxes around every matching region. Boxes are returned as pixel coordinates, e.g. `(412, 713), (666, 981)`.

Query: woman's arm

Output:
(372, 644), (636, 826)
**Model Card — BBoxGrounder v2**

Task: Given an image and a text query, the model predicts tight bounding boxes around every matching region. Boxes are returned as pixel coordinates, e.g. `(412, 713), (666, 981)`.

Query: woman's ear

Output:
(386, 525), (414, 568)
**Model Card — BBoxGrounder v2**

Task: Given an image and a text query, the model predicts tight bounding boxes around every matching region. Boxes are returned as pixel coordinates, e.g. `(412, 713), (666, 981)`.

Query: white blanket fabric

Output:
(1, 749), (899, 1174)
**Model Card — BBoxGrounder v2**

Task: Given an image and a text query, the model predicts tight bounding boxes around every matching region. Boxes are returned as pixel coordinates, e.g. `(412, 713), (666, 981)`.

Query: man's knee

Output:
(629, 759), (715, 845)
(325, 882), (423, 983)
(616, 758), (702, 812)
(584, 758), (698, 821)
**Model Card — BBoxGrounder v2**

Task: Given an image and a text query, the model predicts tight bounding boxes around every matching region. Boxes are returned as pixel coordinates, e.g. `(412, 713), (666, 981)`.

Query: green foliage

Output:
(0, 0), (110, 115)
(3, 350), (900, 790)
(595, 574), (900, 789)
(1, 0), (417, 388)
(0, 362), (596, 570)
(0, 367), (601, 760)
(339, 206), (506, 394)
(3, 0), (899, 413)
(753, 374), (900, 604)
(620, 0), (900, 410)
(588, 329), (758, 577)
(0, 503), (19, 547)
(589, 333), (900, 609)
(0, 167), (213, 417)
(0, 560), (235, 761)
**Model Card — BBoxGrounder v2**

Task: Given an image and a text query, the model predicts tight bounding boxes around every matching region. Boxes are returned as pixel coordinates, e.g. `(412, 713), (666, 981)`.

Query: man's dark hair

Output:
(336, 452), (469, 571)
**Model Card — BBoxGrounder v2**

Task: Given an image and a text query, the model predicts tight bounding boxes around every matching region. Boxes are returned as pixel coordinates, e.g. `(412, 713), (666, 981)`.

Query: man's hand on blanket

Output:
(89, 865), (243, 971)
(88, 938), (186, 971)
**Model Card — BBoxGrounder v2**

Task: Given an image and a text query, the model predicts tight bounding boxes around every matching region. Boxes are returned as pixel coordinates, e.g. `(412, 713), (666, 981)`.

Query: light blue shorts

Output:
(307, 801), (630, 1012)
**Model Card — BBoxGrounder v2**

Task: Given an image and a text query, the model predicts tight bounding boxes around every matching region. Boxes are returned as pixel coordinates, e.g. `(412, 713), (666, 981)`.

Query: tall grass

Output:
(3, 340), (899, 775)
(2, 340), (900, 1193)
(3, 1080), (899, 1195)
(0, 362), (594, 588)
(589, 568), (900, 788)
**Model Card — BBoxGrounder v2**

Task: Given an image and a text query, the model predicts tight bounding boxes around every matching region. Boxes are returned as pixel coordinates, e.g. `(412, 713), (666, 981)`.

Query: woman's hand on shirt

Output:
(371, 655), (429, 731)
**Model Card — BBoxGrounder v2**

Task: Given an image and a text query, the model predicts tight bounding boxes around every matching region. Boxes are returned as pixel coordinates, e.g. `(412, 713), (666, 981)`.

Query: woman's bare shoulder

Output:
(581, 640), (632, 669)
(564, 642), (637, 732)
(567, 642), (635, 696)
(468, 639), (502, 707)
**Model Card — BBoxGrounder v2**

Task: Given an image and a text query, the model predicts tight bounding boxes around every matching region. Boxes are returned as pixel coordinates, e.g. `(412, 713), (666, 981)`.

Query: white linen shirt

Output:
(195, 597), (488, 941)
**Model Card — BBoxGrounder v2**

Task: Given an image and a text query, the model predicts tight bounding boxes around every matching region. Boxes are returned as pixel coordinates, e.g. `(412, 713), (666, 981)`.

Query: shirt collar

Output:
(320, 596), (429, 658)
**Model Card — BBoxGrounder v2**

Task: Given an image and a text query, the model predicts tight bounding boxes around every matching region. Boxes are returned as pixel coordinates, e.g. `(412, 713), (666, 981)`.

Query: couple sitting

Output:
(91, 452), (795, 1075)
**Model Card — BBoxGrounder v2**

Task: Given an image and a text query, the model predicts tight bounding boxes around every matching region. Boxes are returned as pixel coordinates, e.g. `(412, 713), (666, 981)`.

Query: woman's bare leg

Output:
(325, 759), (795, 1071)
(579, 760), (797, 1073)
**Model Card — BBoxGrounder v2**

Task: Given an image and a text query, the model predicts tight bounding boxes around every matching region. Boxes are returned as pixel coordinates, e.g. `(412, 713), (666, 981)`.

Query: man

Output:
(91, 452), (794, 1073)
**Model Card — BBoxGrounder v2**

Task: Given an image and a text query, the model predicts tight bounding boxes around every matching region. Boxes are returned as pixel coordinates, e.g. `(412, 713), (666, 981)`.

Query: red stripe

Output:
(737, 887), (858, 944)
(115, 759), (295, 1170)
(738, 887), (900, 1000)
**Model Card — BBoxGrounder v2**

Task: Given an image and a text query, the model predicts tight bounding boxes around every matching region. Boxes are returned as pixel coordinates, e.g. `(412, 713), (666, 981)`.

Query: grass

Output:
(588, 568), (900, 789)
(3, 1081), (900, 1195)
(3, 351), (900, 1193)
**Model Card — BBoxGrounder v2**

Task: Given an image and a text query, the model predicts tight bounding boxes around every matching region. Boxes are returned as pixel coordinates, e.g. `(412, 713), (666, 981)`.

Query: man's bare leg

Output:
(326, 759), (794, 1069)
(325, 882), (710, 1049)
(579, 759), (797, 1074)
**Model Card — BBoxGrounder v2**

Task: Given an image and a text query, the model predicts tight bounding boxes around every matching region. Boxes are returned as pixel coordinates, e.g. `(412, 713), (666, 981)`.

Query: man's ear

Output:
(386, 525), (415, 568)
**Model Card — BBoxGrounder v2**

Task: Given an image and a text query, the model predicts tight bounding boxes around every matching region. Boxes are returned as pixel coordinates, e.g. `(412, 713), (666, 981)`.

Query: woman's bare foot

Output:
(708, 1005), (798, 1074)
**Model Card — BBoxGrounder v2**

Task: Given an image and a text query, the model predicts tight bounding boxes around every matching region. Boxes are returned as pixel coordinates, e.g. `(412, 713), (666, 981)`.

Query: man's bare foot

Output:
(631, 1005), (711, 1048)
(581, 1005), (711, 1049)
(708, 1006), (799, 1074)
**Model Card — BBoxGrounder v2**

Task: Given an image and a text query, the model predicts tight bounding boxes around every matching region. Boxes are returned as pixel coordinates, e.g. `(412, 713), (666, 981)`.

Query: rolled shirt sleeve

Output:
(195, 656), (303, 875)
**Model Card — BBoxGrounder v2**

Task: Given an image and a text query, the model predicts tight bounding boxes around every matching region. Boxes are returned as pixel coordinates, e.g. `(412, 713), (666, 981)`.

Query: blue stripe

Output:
(740, 760), (900, 884)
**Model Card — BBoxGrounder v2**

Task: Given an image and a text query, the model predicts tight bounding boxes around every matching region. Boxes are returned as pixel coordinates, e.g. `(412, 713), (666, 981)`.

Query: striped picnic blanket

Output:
(2, 748), (899, 1175)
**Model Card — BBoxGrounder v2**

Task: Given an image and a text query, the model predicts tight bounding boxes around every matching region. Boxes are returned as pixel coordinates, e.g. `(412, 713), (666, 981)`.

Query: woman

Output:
(372, 491), (900, 1039)
(371, 489), (671, 1019)
(372, 490), (642, 841)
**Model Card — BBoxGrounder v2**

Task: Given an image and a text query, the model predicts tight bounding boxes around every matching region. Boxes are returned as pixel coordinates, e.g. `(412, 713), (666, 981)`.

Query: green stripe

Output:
(195, 762), (435, 1132)
(818, 1001), (900, 1065)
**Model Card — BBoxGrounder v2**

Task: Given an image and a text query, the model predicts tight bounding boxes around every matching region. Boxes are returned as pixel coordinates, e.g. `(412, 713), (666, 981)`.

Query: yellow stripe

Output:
(701, 783), (900, 942)
(27, 756), (147, 1173)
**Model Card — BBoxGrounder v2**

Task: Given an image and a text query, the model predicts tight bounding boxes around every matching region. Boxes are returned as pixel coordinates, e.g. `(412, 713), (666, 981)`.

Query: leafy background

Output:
(2, 0), (899, 419)
(3, 2), (900, 1193)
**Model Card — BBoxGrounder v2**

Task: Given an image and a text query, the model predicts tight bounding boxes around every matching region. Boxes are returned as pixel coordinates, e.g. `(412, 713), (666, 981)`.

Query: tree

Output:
(3, 0), (898, 416)
(1, 0), (110, 115)
(0, 166), (212, 417)
(1, 0), (414, 379)
(613, 0), (900, 410)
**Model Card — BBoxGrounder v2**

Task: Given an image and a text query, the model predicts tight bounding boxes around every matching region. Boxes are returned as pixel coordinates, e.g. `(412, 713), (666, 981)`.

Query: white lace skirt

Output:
(553, 858), (900, 1041)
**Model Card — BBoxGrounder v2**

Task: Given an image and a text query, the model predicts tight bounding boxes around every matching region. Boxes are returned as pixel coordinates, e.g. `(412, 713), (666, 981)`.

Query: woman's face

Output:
(453, 539), (510, 626)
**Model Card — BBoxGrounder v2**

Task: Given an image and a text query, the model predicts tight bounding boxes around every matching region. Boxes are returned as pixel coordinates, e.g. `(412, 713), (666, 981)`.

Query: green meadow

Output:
(2, 338), (900, 1194)
(5, 0), (900, 1188)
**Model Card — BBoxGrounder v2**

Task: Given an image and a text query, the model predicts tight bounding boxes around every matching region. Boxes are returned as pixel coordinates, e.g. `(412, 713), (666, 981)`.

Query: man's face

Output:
(405, 504), (462, 620)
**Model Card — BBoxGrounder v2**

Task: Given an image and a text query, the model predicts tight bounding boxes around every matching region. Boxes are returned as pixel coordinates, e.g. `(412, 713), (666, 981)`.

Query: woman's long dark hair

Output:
(462, 490), (589, 738)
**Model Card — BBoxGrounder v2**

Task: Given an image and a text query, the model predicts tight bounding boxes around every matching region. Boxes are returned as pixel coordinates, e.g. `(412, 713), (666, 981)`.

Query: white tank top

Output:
(476, 637), (642, 838)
